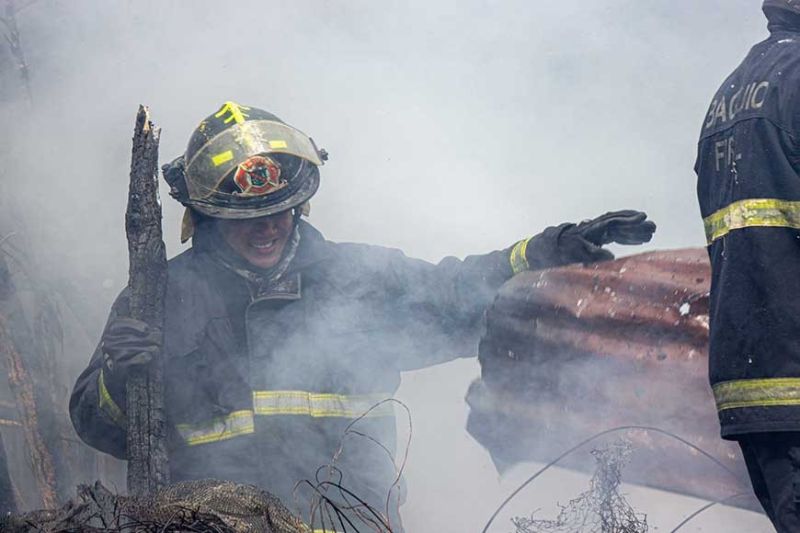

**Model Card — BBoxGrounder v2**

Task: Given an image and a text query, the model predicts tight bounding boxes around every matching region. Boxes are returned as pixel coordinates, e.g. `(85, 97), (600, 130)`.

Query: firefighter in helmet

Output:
(70, 101), (656, 529)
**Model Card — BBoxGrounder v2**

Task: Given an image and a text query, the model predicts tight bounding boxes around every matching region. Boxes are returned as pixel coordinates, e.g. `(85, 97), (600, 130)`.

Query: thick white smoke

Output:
(0, 0), (774, 531)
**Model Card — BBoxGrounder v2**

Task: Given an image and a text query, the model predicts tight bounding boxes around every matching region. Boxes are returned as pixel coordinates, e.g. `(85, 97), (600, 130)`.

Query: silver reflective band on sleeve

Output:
(253, 391), (393, 418)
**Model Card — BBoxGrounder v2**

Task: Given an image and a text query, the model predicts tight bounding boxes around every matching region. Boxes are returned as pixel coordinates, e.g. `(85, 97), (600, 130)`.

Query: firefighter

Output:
(696, 2), (800, 530)
(70, 101), (655, 529)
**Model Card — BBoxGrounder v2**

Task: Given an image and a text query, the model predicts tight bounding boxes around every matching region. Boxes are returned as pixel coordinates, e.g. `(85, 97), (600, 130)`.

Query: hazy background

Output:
(0, 0), (774, 530)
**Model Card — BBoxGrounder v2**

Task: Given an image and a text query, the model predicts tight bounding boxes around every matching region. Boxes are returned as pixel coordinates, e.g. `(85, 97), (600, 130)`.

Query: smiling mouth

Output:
(250, 238), (279, 251)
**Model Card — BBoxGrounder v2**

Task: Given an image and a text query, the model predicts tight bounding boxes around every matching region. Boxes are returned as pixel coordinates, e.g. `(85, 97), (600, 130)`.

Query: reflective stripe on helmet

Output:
(703, 198), (800, 244)
(713, 378), (800, 411)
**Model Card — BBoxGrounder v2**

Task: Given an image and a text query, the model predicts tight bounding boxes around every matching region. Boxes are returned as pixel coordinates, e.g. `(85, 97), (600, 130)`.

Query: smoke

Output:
(0, 0), (775, 531)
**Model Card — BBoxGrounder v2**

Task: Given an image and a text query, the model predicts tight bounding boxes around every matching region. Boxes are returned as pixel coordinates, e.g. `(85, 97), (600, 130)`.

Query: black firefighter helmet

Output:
(763, 0), (800, 14)
(164, 101), (326, 241)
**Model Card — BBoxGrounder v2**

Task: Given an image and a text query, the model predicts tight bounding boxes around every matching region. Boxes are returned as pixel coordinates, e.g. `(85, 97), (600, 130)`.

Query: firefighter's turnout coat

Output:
(696, 9), (800, 438)
(71, 220), (559, 520)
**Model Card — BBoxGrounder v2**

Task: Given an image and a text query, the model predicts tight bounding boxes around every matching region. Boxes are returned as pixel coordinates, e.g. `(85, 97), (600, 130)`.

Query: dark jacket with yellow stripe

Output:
(70, 220), (563, 522)
(696, 8), (800, 439)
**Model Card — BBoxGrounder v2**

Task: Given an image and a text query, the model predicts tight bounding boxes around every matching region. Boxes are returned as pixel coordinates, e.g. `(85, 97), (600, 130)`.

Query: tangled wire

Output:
(481, 426), (752, 533)
(511, 441), (647, 533)
(294, 398), (412, 533)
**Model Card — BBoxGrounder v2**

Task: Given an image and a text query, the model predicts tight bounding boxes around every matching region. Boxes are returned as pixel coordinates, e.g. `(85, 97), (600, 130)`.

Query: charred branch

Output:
(0, 311), (57, 509)
(125, 105), (169, 496)
(0, 431), (16, 514)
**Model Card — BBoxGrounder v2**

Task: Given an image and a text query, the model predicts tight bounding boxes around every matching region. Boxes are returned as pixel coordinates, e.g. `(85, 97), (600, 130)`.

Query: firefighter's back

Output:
(696, 14), (800, 438)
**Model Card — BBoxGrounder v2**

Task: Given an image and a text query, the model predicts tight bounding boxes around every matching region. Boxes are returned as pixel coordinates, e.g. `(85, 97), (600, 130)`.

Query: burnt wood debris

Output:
(0, 203), (126, 513)
(124, 105), (170, 497)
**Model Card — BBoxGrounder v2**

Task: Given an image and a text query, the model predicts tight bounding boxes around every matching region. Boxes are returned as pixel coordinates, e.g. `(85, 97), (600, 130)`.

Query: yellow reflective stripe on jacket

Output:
(176, 409), (255, 446)
(177, 392), (393, 446)
(703, 198), (800, 244)
(713, 378), (800, 411)
(509, 238), (530, 274)
(98, 368), (126, 427)
(253, 391), (393, 418)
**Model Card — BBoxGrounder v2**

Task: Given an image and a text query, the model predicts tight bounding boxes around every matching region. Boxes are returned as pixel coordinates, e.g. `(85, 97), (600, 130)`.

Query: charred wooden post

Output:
(125, 105), (169, 496)
(0, 315), (56, 509)
(0, 225), (126, 507)
(0, 432), (15, 514)
(0, 253), (57, 509)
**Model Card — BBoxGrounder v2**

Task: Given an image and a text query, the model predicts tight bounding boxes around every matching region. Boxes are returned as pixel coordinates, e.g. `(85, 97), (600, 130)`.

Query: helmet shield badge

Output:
(234, 155), (286, 197)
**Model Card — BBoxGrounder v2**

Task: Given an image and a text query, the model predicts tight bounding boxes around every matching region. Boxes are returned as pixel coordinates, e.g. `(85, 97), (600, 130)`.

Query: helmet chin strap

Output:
(181, 207), (197, 244)
(292, 202), (310, 223)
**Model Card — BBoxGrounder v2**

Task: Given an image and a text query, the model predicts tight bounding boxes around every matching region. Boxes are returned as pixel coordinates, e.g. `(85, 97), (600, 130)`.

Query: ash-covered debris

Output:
(512, 441), (648, 533)
(1, 479), (308, 533)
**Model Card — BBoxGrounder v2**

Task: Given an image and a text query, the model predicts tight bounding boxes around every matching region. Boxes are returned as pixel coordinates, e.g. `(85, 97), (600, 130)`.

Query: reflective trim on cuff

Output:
(98, 368), (126, 427)
(703, 198), (800, 244)
(176, 410), (255, 446)
(509, 238), (530, 274)
(713, 378), (800, 412)
(253, 391), (393, 418)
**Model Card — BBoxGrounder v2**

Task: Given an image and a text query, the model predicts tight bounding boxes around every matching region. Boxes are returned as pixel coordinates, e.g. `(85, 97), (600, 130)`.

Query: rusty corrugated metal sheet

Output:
(467, 248), (758, 509)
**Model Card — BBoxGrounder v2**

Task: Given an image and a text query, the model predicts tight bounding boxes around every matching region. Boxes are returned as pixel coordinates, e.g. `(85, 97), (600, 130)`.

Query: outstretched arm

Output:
(366, 210), (655, 370)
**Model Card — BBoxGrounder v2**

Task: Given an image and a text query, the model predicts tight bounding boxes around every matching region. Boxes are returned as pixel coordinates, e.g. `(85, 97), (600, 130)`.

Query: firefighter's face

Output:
(218, 210), (294, 269)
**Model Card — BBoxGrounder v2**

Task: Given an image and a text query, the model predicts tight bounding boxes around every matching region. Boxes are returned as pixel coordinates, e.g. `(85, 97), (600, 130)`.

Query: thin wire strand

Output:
(296, 399), (411, 532)
(669, 492), (750, 533)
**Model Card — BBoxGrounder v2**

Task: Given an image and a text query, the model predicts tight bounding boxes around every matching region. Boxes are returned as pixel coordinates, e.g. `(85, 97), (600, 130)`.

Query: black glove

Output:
(572, 210), (656, 247)
(519, 210), (656, 271)
(101, 317), (161, 380)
